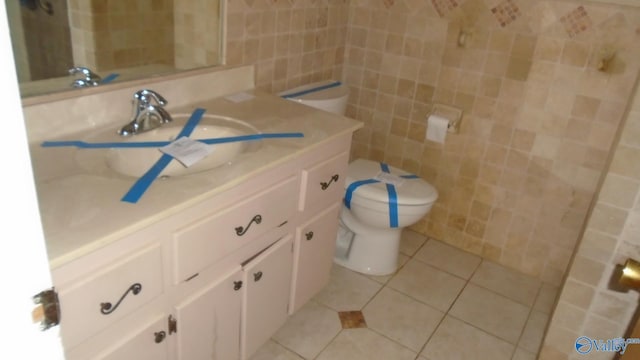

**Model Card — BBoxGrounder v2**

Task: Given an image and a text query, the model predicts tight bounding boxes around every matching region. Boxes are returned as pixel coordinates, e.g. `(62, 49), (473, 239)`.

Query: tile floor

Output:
(250, 230), (559, 360)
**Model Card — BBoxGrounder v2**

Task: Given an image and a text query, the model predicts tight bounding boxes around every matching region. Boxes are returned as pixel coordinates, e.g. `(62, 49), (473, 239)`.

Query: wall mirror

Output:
(5, 0), (224, 99)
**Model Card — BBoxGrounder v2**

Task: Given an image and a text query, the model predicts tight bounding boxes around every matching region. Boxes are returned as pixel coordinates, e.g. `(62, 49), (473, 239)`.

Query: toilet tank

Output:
(279, 80), (349, 115)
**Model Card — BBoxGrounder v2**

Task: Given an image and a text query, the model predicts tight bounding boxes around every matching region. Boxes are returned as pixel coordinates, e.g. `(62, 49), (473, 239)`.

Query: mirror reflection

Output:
(6, 0), (223, 98)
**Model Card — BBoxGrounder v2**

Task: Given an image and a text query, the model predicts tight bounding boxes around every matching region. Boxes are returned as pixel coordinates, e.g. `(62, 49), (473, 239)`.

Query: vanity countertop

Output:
(30, 89), (362, 269)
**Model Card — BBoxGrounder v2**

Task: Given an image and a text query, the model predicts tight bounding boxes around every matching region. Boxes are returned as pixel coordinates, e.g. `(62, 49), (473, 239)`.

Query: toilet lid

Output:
(345, 159), (438, 205)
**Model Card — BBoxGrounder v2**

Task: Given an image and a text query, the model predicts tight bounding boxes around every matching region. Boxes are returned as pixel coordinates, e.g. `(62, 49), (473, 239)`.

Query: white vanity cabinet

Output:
(52, 132), (354, 360)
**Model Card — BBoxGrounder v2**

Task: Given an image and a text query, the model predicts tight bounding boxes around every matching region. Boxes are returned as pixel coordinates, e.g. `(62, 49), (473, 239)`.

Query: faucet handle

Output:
(133, 89), (168, 107)
(69, 66), (102, 87)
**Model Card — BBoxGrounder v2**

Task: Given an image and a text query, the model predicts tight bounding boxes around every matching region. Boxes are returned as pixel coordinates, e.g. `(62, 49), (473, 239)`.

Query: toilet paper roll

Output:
(426, 114), (449, 144)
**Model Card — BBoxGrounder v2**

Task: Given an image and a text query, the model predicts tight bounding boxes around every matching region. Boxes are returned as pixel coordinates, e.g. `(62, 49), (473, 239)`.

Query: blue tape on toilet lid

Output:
(344, 159), (437, 205)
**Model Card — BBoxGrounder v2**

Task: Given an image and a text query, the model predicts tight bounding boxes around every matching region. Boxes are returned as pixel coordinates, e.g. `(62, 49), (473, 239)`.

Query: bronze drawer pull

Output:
(305, 231), (314, 240)
(235, 214), (262, 236)
(320, 174), (339, 190)
(100, 283), (142, 315)
(154, 331), (166, 343)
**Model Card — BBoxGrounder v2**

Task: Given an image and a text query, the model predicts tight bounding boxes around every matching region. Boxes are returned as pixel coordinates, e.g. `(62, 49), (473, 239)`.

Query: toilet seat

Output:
(345, 159), (437, 206)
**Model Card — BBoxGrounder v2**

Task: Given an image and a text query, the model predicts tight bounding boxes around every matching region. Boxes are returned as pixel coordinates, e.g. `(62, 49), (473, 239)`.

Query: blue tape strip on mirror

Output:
(100, 73), (119, 84)
(121, 108), (206, 204)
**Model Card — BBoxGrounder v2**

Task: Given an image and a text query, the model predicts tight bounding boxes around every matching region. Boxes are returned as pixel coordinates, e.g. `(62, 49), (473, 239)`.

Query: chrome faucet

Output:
(118, 89), (173, 136)
(69, 66), (102, 88)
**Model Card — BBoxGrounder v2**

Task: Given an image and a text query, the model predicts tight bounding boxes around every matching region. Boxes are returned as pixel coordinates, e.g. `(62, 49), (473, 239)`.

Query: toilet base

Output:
(334, 208), (401, 276)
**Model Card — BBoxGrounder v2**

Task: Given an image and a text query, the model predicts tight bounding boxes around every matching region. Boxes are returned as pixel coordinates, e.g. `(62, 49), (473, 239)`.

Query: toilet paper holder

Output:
(430, 103), (462, 134)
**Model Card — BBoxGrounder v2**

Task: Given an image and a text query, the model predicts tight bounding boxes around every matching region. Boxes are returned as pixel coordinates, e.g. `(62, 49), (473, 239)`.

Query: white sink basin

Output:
(101, 114), (261, 178)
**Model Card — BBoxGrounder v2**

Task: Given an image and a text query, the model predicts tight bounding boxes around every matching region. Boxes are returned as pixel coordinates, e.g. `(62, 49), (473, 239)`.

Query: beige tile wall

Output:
(68, 0), (175, 72)
(540, 79), (640, 360)
(225, 0), (349, 93)
(174, 0), (221, 69)
(344, 0), (640, 286)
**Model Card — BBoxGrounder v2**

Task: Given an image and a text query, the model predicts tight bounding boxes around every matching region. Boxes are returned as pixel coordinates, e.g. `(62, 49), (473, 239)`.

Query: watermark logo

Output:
(575, 336), (640, 355)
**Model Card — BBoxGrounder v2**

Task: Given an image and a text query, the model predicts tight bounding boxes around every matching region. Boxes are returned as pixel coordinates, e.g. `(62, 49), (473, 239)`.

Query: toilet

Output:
(281, 80), (439, 276)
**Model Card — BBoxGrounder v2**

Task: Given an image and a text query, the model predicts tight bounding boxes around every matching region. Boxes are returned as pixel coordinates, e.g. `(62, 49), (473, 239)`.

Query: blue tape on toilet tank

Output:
(121, 108), (206, 204)
(281, 81), (342, 99)
(343, 162), (419, 228)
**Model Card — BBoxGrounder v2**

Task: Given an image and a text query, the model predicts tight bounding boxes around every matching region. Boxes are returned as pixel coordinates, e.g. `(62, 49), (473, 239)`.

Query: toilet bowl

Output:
(281, 80), (438, 276)
(335, 159), (438, 275)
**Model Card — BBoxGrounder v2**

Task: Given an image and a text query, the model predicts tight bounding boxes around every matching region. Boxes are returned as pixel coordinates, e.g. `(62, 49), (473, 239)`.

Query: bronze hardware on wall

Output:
(254, 271), (263, 282)
(619, 258), (640, 291)
(320, 174), (339, 190)
(32, 288), (60, 331)
(305, 231), (314, 240)
(235, 215), (262, 236)
(100, 283), (142, 315)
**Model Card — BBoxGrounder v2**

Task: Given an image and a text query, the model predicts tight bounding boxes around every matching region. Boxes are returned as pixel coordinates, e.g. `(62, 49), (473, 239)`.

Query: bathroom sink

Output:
(96, 114), (261, 178)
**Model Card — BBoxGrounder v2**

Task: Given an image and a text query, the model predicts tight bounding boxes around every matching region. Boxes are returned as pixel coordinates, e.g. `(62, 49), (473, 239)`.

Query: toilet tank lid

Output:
(279, 80), (349, 101)
(345, 159), (438, 205)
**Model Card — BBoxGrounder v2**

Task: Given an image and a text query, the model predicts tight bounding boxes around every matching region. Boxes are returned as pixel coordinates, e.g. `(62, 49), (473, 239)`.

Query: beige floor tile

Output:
(518, 310), (551, 354)
(362, 287), (445, 351)
(366, 253), (410, 284)
(387, 258), (466, 312)
(400, 230), (428, 256)
(449, 284), (530, 344)
(316, 328), (417, 360)
(420, 316), (515, 360)
(414, 239), (482, 279)
(314, 264), (383, 311)
(512, 347), (537, 360)
(249, 340), (304, 360)
(470, 261), (541, 306)
(272, 301), (342, 359)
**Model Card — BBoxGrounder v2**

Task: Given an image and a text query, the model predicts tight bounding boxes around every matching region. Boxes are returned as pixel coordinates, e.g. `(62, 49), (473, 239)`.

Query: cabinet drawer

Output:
(299, 152), (348, 213)
(59, 245), (164, 349)
(173, 176), (298, 283)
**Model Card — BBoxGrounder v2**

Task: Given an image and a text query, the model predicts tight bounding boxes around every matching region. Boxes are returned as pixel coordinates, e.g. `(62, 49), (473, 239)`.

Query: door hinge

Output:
(168, 315), (177, 335)
(32, 288), (60, 331)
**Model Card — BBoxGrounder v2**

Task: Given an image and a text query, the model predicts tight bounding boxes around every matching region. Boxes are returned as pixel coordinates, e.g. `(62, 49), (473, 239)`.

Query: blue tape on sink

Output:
(121, 108), (206, 204)
(41, 132), (304, 149)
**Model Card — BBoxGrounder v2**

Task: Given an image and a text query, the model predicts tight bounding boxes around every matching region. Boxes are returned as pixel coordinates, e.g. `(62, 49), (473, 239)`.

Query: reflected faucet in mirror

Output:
(69, 66), (102, 88)
(118, 89), (173, 136)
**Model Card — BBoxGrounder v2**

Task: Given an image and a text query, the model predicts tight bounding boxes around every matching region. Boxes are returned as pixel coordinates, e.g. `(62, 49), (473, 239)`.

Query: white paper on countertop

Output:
(224, 92), (255, 103)
(160, 137), (214, 167)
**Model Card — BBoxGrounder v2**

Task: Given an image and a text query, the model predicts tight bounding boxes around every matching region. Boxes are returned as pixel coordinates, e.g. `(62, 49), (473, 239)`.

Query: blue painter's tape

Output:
(41, 132), (304, 149)
(343, 162), (419, 228)
(344, 178), (380, 209)
(100, 73), (119, 84)
(121, 108), (206, 203)
(281, 81), (342, 99)
(379, 163), (399, 227)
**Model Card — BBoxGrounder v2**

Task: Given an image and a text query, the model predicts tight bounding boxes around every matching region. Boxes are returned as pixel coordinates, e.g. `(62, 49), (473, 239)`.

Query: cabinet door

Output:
(174, 266), (244, 360)
(241, 236), (293, 359)
(290, 203), (340, 314)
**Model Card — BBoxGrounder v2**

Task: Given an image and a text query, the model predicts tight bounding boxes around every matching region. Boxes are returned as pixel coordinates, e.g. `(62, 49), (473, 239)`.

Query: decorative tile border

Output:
(431, 0), (459, 18)
(560, 6), (593, 38)
(491, 0), (521, 28)
(338, 311), (368, 329)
